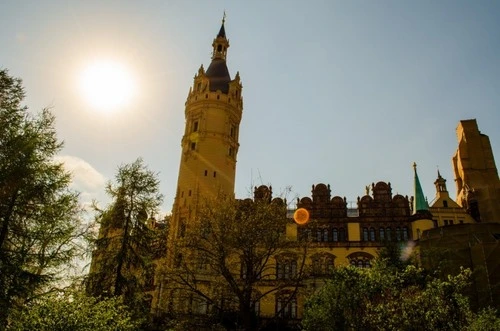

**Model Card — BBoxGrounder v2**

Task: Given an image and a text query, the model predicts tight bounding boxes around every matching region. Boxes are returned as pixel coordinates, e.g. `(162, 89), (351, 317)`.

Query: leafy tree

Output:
(0, 69), (86, 329)
(160, 195), (307, 331)
(8, 290), (139, 331)
(86, 158), (163, 311)
(302, 263), (498, 331)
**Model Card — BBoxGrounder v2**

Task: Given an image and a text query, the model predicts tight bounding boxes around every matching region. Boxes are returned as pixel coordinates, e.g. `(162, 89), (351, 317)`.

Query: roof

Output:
(205, 58), (231, 93)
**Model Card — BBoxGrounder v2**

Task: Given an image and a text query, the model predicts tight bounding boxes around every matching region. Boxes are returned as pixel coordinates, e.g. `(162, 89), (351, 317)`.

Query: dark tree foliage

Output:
(302, 263), (500, 331)
(0, 69), (85, 329)
(87, 158), (163, 312)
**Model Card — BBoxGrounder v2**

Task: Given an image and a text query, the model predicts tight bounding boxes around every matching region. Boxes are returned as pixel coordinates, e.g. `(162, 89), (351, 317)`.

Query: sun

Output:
(79, 60), (136, 113)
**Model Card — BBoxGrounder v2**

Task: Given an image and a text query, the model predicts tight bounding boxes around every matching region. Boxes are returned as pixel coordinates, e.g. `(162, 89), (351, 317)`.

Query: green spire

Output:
(413, 162), (429, 214)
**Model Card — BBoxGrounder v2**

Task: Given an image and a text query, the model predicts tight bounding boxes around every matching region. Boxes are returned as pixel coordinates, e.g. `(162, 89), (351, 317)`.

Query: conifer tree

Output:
(87, 158), (163, 310)
(0, 69), (85, 328)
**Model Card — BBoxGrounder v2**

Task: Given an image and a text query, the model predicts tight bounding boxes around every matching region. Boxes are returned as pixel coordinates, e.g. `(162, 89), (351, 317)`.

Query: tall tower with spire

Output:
(169, 17), (243, 254)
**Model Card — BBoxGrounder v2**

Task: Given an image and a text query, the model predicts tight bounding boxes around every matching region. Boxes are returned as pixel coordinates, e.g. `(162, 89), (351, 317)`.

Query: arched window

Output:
(386, 227), (392, 241)
(379, 227), (385, 241)
(395, 227), (401, 241)
(333, 228), (338, 242)
(316, 229), (322, 242)
(363, 227), (369, 241)
(357, 260), (364, 268)
(323, 228), (329, 242)
(311, 254), (335, 276)
(339, 228), (346, 241)
(402, 227), (409, 241)
(276, 257), (297, 280)
(276, 292), (297, 319)
(369, 227), (376, 241)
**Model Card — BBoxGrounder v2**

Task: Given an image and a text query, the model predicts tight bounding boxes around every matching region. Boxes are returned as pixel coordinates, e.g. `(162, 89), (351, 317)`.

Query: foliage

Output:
(86, 158), (163, 312)
(467, 307), (500, 331)
(8, 290), (139, 331)
(302, 262), (500, 331)
(0, 69), (87, 329)
(160, 195), (307, 330)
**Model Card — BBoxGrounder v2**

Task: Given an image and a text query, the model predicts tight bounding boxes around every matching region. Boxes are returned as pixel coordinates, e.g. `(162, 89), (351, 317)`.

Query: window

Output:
(379, 228), (385, 241)
(228, 147), (234, 157)
(311, 254), (335, 275)
(349, 254), (373, 269)
(363, 227), (369, 241)
(402, 227), (409, 241)
(316, 229), (322, 242)
(444, 220), (449, 226)
(395, 227), (401, 241)
(459, 220), (464, 224)
(333, 228), (338, 242)
(191, 295), (209, 315)
(276, 293), (297, 319)
(204, 170), (208, 176)
(193, 121), (199, 132)
(230, 125), (236, 138)
(323, 228), (329, 242)
(179, 221), (186, 238)
(190, 142), (196, 150)
(369, 227), (376, 241)
(213, 171), (217, 178)
(450, 220), (454, 225)
(339, 228), (346, 241)
(276, 258), (297, 280)
(433, 219), (438, 228)
(386, 227), (392, 241)
(443, 200), (448, 208)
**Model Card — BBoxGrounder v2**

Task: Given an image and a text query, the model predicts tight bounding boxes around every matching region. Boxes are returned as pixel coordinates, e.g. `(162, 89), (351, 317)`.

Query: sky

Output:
(1, 0), (500, 217)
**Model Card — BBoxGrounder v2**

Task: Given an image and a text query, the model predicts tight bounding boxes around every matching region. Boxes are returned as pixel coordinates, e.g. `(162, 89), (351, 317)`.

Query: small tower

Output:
(169, 16), (243, 252)
(411, 163), (434, 239)
(429, 170), (476, 226)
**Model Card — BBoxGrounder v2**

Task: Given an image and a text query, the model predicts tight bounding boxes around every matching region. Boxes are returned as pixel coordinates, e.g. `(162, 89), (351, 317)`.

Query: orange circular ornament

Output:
(293, 208), (310, 225)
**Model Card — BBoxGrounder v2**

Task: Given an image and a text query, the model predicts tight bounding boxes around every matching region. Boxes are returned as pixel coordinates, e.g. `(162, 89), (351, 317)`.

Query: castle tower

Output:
(169, 17), (243, 246)
(453, 119), (500, 222)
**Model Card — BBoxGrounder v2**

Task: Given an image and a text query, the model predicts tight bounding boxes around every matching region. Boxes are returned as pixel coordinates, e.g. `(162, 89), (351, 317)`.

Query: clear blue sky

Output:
(1, 0), (499, 215)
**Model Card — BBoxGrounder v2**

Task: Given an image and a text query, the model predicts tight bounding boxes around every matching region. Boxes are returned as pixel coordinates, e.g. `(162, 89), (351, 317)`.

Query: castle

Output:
(89, 19), (500, 324)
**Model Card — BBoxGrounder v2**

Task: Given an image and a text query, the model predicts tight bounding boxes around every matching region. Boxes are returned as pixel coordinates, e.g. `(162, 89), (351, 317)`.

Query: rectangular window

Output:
(190, 142), (196, 150)
(193, 121), (199, 132)
(213, 171), (217, 178)
(230, 125), (236, 138)
(204, 170), (208, 176)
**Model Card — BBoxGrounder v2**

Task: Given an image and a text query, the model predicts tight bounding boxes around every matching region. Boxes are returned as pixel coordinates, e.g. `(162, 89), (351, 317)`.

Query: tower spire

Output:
(413, 162), (429, 214)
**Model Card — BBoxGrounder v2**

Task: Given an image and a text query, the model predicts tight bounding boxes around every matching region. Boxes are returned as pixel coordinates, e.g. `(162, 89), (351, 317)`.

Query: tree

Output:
(86, 158), (163, 311)
(0, 69), (86, 329)
(302, 263), (498, 331)
(8, 289), (139, 331)
(160, 194), (308, 331)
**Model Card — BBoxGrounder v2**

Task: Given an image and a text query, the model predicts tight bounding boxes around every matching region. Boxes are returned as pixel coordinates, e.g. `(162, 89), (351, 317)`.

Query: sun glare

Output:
(79, 60), (136, 113)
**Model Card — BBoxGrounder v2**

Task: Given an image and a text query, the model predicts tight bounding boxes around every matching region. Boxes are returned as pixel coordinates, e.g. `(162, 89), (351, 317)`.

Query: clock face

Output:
(293, 208), (310, 225)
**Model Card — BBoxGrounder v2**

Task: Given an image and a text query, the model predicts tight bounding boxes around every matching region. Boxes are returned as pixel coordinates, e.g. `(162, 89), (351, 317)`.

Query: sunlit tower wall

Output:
(168, 19), (243, 256)
(453, 119), (500, 222)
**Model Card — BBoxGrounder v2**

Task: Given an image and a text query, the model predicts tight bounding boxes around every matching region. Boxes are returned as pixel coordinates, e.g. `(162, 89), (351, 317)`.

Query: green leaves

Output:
(1, 69), (86, 328)
(302, 264), (500, 331)
(8, 291), (139, 331)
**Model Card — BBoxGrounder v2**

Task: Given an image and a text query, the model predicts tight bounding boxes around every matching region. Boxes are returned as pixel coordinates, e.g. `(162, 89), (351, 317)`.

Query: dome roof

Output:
(205, 58), (231, 93)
